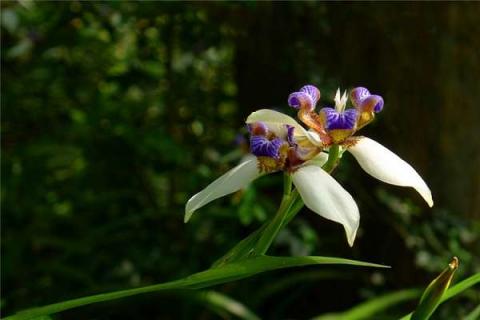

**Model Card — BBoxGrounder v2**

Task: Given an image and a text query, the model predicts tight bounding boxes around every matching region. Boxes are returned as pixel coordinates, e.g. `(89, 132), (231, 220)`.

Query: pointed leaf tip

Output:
(411, 257), (459, 320)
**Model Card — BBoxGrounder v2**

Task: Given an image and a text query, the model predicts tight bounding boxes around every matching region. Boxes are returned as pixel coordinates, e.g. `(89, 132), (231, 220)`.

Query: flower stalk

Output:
(322, 144), (340, 173)
(252, 174), (298, 255)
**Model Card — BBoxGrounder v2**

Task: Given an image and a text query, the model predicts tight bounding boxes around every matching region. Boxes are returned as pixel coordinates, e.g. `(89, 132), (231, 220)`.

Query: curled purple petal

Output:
(250, 136), (285, 159)
(359, 95), (384, 113)
(300, 85), (320, 106)
(350, 87), (384, 113)
(320, 108), (358, 130)
(350, 87), (371, 108)
(288, 84), (320, 111)
(288, 92), (312, 110)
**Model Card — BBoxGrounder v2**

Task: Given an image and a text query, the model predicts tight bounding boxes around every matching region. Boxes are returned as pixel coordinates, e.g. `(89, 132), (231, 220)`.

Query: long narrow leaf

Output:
(399, 272), (480, 320)
(211, 223), (266, 268)
(311, 289), (421, 320)
(197, 291), (261, 320)
(6, 255), (388, 320)
(411, 257), (459, 320)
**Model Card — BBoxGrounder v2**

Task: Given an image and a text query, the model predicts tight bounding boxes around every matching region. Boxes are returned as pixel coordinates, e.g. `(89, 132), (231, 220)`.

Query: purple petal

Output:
(350, 87), (384, 113)
(288, 92), (312, 110)
(350, 87), (370, 108)
(321, 108), (358, 130)
(286, 125), (296, 146)
(288, 84), (320, 111)
(300, 85), (320, 106)
(250, 136), (285, 159)
(359, 95), (384, 113)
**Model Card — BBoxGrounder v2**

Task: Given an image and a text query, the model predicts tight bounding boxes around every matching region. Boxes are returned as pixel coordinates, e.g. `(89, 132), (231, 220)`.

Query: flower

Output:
(185, 85), (433, 247)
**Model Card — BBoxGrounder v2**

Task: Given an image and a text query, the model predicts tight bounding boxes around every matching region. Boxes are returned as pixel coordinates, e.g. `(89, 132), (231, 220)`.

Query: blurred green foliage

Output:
(2, 2), (479, 319)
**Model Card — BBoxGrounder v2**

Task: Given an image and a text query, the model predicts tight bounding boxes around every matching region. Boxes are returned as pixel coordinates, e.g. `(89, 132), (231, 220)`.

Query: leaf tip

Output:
(449, 256), (459, 270)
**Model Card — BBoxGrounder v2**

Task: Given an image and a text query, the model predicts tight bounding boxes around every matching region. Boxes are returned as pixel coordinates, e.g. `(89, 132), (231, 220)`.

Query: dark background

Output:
(2, 2), (479, 319)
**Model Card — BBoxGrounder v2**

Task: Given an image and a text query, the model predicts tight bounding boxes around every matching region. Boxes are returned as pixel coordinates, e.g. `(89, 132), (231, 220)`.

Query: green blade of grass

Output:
(311, 289), (421, 320)
(411, 257), (459, 320)
(197, 290), (261, 320)
(6, 255), (389, 320)
(399, 272), (480, 320)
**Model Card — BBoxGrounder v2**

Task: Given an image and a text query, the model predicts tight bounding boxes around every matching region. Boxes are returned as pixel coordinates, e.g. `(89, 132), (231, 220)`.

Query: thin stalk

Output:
(322, 144), (340, 173)
(281, 190), (302, 227)
(283, 172), (292, 196)
(252, 174), (297, 255)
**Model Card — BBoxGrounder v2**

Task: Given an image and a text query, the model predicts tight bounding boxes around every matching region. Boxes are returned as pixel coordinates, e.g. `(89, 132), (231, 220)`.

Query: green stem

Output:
(281, 191), (303, 227)
(211, 188), (302, 268)
(283, 172), (292, 196)
(322, 144), (340, 173)
(252, 174), (297, 255)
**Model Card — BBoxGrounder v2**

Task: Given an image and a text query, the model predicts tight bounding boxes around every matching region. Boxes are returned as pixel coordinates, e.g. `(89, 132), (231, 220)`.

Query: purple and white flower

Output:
(185, 85), (433, 247)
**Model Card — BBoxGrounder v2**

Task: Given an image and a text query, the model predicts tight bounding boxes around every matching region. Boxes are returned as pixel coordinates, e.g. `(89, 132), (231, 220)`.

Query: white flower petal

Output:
(246, 109), (322, 146)
(292, 165), (360, 246)
(348, 137), (433, 207)
(185, 158), (262, 222)
(246, 109), (303, 131)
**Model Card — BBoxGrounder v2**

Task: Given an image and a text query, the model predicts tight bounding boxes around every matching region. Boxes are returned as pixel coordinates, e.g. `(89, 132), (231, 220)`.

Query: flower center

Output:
(248, 122), (320, 173)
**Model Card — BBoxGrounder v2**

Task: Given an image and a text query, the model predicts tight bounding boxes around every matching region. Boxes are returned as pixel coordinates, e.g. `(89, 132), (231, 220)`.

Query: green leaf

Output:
(211, 223), (266, 268)
(411, 257), (459, 320)
(400, 272), (480, 320)
(196, 290), (261, 320)
(6, 255), (388, 320)
(311, 289), (421, 320)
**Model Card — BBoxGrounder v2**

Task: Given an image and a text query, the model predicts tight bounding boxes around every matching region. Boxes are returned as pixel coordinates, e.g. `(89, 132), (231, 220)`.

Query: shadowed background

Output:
(2, 2), (479, 319)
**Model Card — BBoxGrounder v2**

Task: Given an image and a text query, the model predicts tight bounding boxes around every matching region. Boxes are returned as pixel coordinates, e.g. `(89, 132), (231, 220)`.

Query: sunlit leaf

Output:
(400, 271), (480, 320)
(7, 255), (388, 320)
(197, 290), (260, 320)
(312, 289), (421, 320)
(411, 257), (458, 320)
